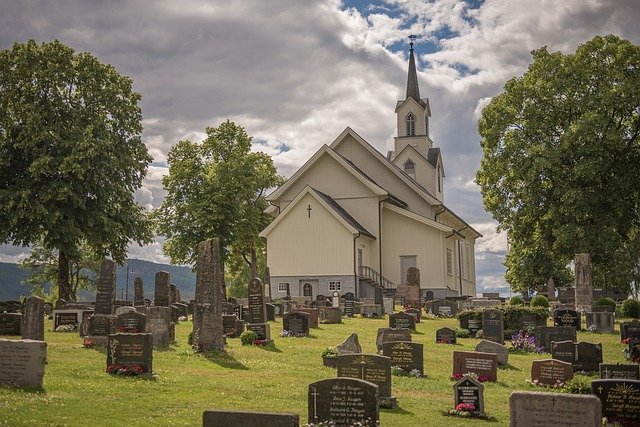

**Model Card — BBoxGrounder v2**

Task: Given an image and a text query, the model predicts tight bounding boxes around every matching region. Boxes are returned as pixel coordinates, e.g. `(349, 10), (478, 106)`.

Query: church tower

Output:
(390, 37), (444, 202)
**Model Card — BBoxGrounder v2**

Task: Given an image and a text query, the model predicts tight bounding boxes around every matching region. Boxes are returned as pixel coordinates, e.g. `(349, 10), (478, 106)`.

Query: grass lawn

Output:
(0, 311), (630, 426)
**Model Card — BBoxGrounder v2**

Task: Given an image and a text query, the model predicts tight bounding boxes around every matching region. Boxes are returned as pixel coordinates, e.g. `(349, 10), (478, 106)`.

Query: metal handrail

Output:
(358, 266), (397, 290)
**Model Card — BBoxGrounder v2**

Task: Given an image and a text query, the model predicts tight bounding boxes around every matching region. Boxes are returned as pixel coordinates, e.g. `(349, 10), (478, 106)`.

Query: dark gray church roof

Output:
(311, 188), (376, 239)
(427, 147), (440, 168)
(406, 46), (426, 107)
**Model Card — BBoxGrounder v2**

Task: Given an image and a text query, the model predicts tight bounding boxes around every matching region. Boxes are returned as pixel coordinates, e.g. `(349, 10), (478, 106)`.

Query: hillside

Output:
(0, 259), (196, 302)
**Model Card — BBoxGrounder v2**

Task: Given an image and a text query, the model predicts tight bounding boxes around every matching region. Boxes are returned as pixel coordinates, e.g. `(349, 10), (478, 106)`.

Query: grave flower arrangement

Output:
(451, 372), (490, 382)
(240, 330), (258, 346)
(391, 366), (423, 378)
(622, 338), (631, 344)
(106, 364), (145, 376)
(82, 337), (94, 348)
(510, 330), (543, 353)
(280, 330), (307, 338)
(444, 403), (492, 420)
(525, 378), (565, 389)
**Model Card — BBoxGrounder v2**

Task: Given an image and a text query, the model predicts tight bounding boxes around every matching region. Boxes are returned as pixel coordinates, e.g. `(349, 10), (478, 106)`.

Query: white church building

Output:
(260, 43), (481, 301)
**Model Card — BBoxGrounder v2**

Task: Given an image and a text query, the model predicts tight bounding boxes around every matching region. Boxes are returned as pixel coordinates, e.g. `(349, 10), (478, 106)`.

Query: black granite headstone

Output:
(482, 309), (504, 344)
(308, 378), (379, 426)
(0, 313), (21, 335)
(95, 260), (116, 315)
(621, 319), (640, 341)
(283, 312), (309, 336)
(382, 341), (423, 376)
(344, 292), (355, 318)
(453, 376), (484, 414)
(106, 333), (153, 374)
(534, 326), (577, 351)
(592, 379), (640, 424)
(554, 309), (581, 330)
(599, 363), (640, 379)
(436, 327), (457, 344)
(336, 353), (392, 398)
(389, 312), (415, 331)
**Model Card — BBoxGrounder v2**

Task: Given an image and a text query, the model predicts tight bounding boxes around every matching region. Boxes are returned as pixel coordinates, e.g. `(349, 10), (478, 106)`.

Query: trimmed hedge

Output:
(594, 297), (616, 310)
(509, 296), (525, 306)
(622, 299), (640, 319)
(457, 305), (549, 335)
(530, 295), (549, 308)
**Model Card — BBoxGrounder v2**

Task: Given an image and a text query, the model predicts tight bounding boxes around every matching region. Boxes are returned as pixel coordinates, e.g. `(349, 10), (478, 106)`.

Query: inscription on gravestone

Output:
(482, 309), (504, 344)
(376, 328), (412, 352)
(308, 378), (379, 426)
(344, 292), (355, 318)
(0, 338), (47, 389)
(531, 359), (573, 386)
(554, 309), (581, 330)
(248, 278), (267, 324)
(382, 341), (423, 376)
(453, 376), (484, 414)
(599, 363), (640, 380)
(0, 313), (21, 336)
(107, 333), (153, 374)
(452, 351), (497, 382)
(95, 260), (116, 315)
(336, 353), (392, 399)
(592, 379), (640, 424)
(283, 312), (309, 336)
(389, 312), (415, 331)
(509, 391), (600, 427)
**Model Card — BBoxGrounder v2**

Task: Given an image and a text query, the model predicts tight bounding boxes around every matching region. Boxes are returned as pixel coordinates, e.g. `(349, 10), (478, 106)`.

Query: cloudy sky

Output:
(1, 0), (639, 295)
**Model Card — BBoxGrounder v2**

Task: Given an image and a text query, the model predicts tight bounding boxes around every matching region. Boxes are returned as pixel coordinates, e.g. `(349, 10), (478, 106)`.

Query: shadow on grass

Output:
(106, 372), (158, 381)
(256, 342), (283, 353)
(202, 350), (249, 370)
(499, 363), (520, 371)
(411, 330), (424, 335)
(381, 406), (414, 415)
(154, 346), (177, 352)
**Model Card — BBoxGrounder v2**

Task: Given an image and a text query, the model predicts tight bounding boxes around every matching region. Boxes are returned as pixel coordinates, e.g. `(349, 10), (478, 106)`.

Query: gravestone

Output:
(202, 410), (299, 427)
(389, 312), (415, 331)
(382, 341), (423, 376)
(404, 308), (420, 320)
(283, 312), (309, 336)
(585, 311), (614, 333)
(343, 292), (355, 317)
(173, 303), (188, 319)
(247, 323), (271, 341)
(425, 290), (434, 301)
(452, 351), (498, 381)
(294, 308), (319, 328)
(192, 238), (225, 352)
(432, 299), (457, 317)
(621, 319), (640, 341)
(574, 253), (593, 312)
(509, 391), (600, 427)
(315, 295), (326, 308)
(551, 340), (602, 372)
(265, 303), (276, 322)
(115, 311), (146, 333)
(106, 333), (153, 374)
(361, 304), (382, 317)
(530, 359), (573, 386)
(533, 326), (576, 351)
(557, 287), (575, 304)
(232, 305), (244, 321)
(53, 310), (83, 331)
(248, 278), (267, 324)
(376, 328), (412, 352)
(0, 313), (21, 336)
(435, 327), (457, 344)
(405, 267), (421, 310)
(592, 379), (640, 425)
(146, 306), (173, 348)
(308, 378), (378, 426)
(383, 298), (394, 315)
(79, 317), (91, 337)
(475, 340), (508, 366)
(336, 353), (394, 407)
(553, 309), (581, 330)
(482, 309), (504, 344)
(323, 307), (342, 324)
(222, 314), (241, 338)
(453, 376), (484, 414)
(133, 277), (144, 306)
(0, 338), (47, 389)
(21, 296), (44, 341)
(332, 291), (340, 308)
(459, 315), (481, 337)
(629, 338), (640, 360)
(95, 260), (116, 315)
(374, 286), (384, 315)
(599, 363), (640, 379)
(336, 333), (362, 355)
(547, 277), (555, 300)
(154, 271), (171, 307)
(516, 314), (545, 331)
(302, 283), (312, 298)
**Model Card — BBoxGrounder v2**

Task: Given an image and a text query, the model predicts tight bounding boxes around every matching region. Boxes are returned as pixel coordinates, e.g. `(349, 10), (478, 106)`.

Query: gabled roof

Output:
(394, 143), (435, 170)
(383, 202), (452, 233)
(427, 147), (444, 176)
(435, 206), (482, 239)
(395, 96), (431, 116)
(329, 127), (440, 205)
(266, 144), (387, 202)
(259, 186), (375, 239)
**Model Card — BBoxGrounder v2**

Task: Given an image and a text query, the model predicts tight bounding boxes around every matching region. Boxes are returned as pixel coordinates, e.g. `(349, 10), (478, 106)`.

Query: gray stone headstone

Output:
(95, 260), (116, 315)
(203, 410), (299, 427)
(475, 339), (508, 366)
(154, 271), (171, 307)
(382, 341), (423, 376)
(336, 333), (361, 355)
(336, 353), (392, 399)
(509, 391), (600, 427)
(308, 378), (378, 426)
(405, 267), (421, 310)
(106, 333), (153, 374)
(248, 277), (267, 324)
(169, 283), (177, 304)
(133, 277), (144, 306)
(146, 306), (173, 348)
(574, 253), (593, 312)
(585, 311), (614, 333)
(192, 238), (225, 352)
(0, 338), (47, 389)
(21, 296), (44, 341)
(323, 307), (342, 324)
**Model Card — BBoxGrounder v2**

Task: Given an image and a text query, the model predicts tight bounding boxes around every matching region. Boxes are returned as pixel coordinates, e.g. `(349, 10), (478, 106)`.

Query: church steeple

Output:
(406, 36), (421, 102)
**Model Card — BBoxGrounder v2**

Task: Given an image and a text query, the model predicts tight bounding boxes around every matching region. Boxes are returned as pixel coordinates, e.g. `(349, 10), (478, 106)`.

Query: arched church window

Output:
(404, 159), (415, 179)
(406, 113), (416, 136)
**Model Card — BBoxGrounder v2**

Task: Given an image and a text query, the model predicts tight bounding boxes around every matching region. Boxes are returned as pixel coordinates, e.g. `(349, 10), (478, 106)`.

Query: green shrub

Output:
(562, 375), (594, 394)
(594, 297), (616, 310)
(530, 295), (549, 308)
(509, 296), (525, 306)
(622, 299), (640, 319)
(187, 332), (193, 346)
(321, 347), (339, 358)
(457, 305), (549, 332)
(240, 330), (258, 346)
(456, 329), (471, 338)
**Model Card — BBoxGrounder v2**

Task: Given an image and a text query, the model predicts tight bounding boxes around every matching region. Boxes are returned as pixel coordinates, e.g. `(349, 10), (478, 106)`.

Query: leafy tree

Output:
(20, 240), (102, 302)
(477, 35), (640, 294)
(0, 40), (153, 301)
(154, 120), (284, 295)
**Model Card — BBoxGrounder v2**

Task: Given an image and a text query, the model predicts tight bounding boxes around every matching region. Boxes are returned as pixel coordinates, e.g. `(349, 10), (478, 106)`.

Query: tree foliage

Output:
(154, 120), (284, 293)
(477, 35), (640, 293)
(0, 40), (153, 300)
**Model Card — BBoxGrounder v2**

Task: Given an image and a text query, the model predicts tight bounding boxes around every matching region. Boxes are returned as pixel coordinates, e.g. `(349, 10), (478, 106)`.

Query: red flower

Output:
(456, 403), (475, 412)
(83, 338), (94, 348)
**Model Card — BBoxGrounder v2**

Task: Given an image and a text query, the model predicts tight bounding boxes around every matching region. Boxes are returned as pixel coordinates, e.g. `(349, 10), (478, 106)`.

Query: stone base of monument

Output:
(379, 396), (398, 409)
(247, 323), (271, 341)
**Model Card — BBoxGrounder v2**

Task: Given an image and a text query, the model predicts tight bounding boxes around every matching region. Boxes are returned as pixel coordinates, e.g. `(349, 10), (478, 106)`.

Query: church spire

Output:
(406, 35), (421, 102)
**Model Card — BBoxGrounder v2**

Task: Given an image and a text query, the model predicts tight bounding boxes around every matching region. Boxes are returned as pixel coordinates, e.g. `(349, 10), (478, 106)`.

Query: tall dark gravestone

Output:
(482, 309), (504, 344)
(95, 260), (116, 315)
(154, 271), (171, 307)
(574, 253), (593, 312)
(405, 267), (421, 311)
(21, 296), (44, 341)
(192, 238), (225, 352)
(592, 379), (640, 424)
(336, 353), (394, 407)
(308, 378), (379, 426)
(344, 292), (355, 317)
(248, 278), (266, 324)
(133, 277), (144, 306)
(374, 286), (384, 315)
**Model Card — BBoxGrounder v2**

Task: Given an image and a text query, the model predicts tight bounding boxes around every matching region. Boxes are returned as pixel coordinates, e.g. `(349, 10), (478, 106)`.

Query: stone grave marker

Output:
(0, 338), (47, 389)
(530, 359), (573, 386)
(0, 312), (21, 336)
(549, 340), (575, 365)
(361, 304), (382, 317)
(551, 340), (602, 372)
(452, 351), (498, 381)
(202, 410), (299, 427)
(554, 309), (581, 330)
(336, 333), (362, 355)
(405, 308), (420, 320)
(248, 277), (267, 324)
(475, 339), (508, 366)
(133, 277), (144, 306)
(574, 253), (593, 312)
(315, 294), (326, 308)
(192, 238), (224, 352)
(294, 308), (319, 328)
(509, 391), (600, 427)
(95, 260), (116, 315)
(302, 283), (312, 298)
(232, 304), (244, 321)
(146, 306), (173, 348)
(382, 341), (423, 376)
(585, 311), (614, 333)
(404, 267), (421, 310)
(247, 323), (271, 341)
(599, 363), (640, 379)
(22, 296), (44, 341)
(79, 317), (91, 337)
(115, 311), (146, 333)
(482, 309), (504, 344)
(331, 291), (340, 308)
(629, 338), (640, 360)
(336, 353), (394, 407)
(383, 298), (394, 315)
(106, 333), (153, 374)
(435, 327), (457, 344)
(533, 326), (576, 351)
(516, 313), (545, 331)
(53, 310), (83, 331)
(432, 299), (457, 317)
(169, 283), (177, 304)
(621, 319), (640, 341)
(154, 271), (171, 307)
(459, 315), (481, 337)
(376, 328), (412, 352)
(222, 314), (240, 338)
(453, 376), (484, 414)
(389, 312), (415, 331)
(323, 307), (342, 324)
(308, 378), (378, 426)
(592, 379), (640, 425)
(265, 303), (276, 322)
(374, 286), (384, 315)
(283, 311), (309, 336)
(343, 292), (355, 317)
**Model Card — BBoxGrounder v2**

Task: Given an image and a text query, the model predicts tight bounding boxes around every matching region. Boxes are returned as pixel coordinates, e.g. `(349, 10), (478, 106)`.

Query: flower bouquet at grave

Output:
(391, 366), (423, 378)
(106, 364), (145, 376)
(525, 378), (565, 389)
(444, 403), (492, 420)
(622, 338), (631, 344)
(510, 330), (543, 353)
(451, 372), (490, 383)
(280, 330), (306, 338)
(321, 347), (339, 368)
(82, 338), (94, 348)
(223, 328), (237, 339)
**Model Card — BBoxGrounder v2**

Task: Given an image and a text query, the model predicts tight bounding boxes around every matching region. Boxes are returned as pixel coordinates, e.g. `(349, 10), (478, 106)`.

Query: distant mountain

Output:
(0, 259), (196, 302)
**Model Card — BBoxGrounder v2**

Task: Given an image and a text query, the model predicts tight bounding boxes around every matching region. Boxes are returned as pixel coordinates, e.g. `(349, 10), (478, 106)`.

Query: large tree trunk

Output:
(57, 250), (73, 301)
